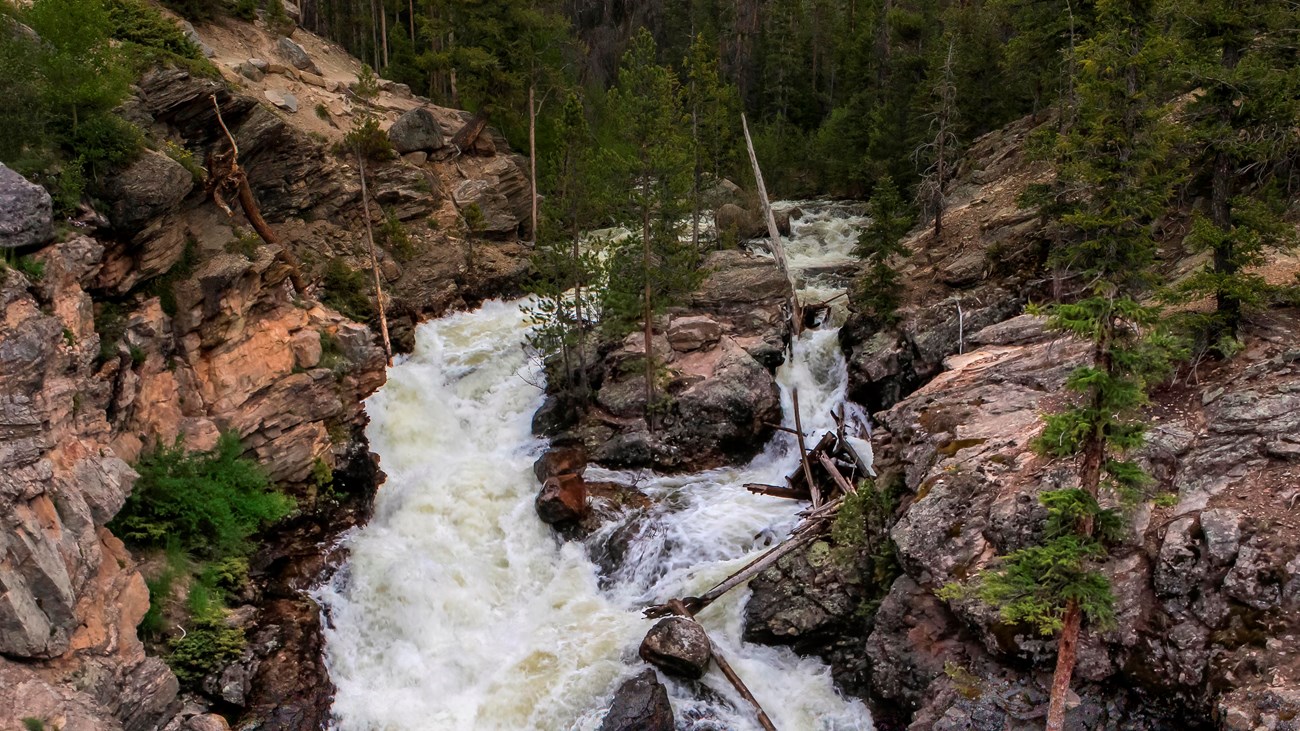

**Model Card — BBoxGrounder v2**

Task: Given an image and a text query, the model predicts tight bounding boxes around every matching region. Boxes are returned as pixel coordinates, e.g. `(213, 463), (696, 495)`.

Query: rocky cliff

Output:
(0, 7), (534, 731)
(746, 115), (1300, 730)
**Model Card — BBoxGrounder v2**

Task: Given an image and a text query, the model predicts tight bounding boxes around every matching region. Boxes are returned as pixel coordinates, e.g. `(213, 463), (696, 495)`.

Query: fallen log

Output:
(666, 599), (778, 731)
(449, 112), (489, 154)
(791, 389), (820, 509)
(744, 483), (809, 500)
(646, 514), (832, 619)
(817, 452), (858, 497)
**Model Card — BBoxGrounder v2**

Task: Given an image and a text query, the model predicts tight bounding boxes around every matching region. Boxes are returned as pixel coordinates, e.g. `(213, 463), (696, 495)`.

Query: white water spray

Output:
(320, 203), (875, 731)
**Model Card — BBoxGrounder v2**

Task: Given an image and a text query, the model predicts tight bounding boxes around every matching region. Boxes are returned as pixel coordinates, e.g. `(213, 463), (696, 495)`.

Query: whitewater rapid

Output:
(319, 204), (875, 731)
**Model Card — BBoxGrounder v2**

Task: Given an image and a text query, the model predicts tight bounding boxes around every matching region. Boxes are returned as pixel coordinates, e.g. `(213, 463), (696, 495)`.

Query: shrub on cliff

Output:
(112, 432), (293, 559)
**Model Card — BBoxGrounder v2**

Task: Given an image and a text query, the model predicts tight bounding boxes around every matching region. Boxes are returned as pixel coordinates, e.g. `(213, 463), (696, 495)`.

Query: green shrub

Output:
(22, 719), (46, 731)
(231, 0), (258, 21)
(94, 301), (129, 363)
(336, 116), (396, 162)
(110, 432), (293, 559)
(167, 616), (245, 684)
(318, 332), (351, 375)
(72, 112), (145, 181)
(381, 208), (417, 261)
(319, 259), (375, 322)
(105, 0), (204, 60)
(140, 542), (188, 638)
(225, 229), (262, 259)
(163, 140), (205, 183)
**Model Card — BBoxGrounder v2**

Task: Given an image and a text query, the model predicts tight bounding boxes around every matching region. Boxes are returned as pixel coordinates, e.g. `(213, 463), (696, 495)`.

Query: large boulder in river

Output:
(0, 163), (53, 248)
(599, 669), (675, 731)
(639, 616), (712, 679)
(535, 473), (586, 525)
(388, 107), (445, 154)
(714, 203), (791, 242)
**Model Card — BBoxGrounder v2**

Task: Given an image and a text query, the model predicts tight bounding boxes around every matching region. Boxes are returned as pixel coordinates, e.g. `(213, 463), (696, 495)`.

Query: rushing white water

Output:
(320, 203), (874, 731)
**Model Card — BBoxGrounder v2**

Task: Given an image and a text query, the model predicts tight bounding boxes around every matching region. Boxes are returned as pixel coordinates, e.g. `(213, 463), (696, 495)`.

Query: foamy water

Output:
(320, 203), (874, 731)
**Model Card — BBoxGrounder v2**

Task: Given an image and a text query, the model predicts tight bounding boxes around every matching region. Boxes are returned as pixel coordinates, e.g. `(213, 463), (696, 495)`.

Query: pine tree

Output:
(851, 176), (913, 325)
(915, 37), (959, 238)
(605, 29), (694, 429)
(1164, 0), (1300, 345)
(525, 91), (604, 399)
(683, 32), (741, 251)
(954, 2), (1184, 728)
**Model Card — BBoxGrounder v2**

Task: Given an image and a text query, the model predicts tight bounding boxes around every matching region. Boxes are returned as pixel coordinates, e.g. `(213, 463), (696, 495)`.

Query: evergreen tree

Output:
(526, 91), (605, 399)
(851, 177), (913, 325)
(956, 2), (1184, 728)
(605, 29), (694, 428)
(683, 33), (742, 250)
(1164, 0), (1300, 345)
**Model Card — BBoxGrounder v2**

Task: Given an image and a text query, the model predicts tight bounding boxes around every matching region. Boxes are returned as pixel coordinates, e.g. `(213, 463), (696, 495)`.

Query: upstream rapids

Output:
(319, 202), (878, 730)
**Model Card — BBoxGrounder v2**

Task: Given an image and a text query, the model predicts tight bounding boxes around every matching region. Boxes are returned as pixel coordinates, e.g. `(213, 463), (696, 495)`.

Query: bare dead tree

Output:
(207, 96), (307, 295)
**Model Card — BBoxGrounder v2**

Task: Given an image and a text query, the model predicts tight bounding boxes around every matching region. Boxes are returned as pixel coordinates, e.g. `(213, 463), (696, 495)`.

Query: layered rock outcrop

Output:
(536, 249), (792, 473)
(747, 313), (1300, 729)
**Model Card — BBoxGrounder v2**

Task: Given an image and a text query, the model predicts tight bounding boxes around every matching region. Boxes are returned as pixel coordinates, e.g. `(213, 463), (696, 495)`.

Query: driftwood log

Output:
(206, 96), (307, 295)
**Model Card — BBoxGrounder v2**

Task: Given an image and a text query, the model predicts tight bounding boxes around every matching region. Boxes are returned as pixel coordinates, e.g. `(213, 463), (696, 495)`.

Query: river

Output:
(318, 202), (876, 731)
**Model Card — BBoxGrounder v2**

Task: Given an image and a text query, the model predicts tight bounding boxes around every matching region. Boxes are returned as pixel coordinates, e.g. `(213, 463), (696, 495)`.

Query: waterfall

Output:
(319, 203), (875, 731)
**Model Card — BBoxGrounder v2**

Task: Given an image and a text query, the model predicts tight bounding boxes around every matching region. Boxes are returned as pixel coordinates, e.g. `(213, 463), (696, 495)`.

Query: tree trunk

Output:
(379, 0), (389, 68)
(356, 152), (393, 364)
(529, 83), (538, 244)
(642, 206), (656, 431)
(235, 179), (307, 295)
(1046, 601), (1082, 731)
(1211, 41), (1243, 333)
(408, 0), (415, 43)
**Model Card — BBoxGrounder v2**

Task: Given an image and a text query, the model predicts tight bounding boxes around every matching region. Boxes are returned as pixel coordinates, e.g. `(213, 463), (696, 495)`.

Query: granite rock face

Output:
(746, 311), (1300, 730)
(0, 163), (53, 249)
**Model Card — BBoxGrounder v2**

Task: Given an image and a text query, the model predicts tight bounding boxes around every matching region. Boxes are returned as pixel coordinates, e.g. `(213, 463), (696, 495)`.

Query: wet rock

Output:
(533, 445), (586, 482)
(0, 163), (53, 248)
(713, 203), (790, 241)
(535, 473), (587, 524)
(275, 37), (318, 73)
(667, 315), (722, 352)
(639, 616), (712, 679)
(388, 107), (445, 154)
(599, 669), (674, 731)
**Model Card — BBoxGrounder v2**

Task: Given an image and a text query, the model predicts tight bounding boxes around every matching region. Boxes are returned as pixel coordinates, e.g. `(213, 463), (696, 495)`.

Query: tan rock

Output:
(291, 328), (323, 369)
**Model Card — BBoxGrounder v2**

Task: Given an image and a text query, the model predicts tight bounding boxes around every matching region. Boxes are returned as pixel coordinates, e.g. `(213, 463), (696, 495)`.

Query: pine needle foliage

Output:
(851, 177), (913, 325)
(110, 432), (293, 560)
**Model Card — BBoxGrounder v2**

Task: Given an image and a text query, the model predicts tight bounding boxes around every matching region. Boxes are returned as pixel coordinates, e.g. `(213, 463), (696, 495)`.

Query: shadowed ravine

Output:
(318, 205), (877, 730)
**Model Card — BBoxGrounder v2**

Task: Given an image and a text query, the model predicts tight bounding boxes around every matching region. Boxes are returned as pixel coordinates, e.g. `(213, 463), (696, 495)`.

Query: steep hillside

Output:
(0, 5), (536, 731)
(746, 114), (1300, 730)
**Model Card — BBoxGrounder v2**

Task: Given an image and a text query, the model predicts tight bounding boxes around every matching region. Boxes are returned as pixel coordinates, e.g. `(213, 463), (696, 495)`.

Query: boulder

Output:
(639, 616), (712, 679)
(598, 669), (674, 731)
(275, 37), (318, 73)
(714, 203), (791, 241)
(0, 163), (53, 248)
(264, 89), (298, 113)
(667, 315), (722, 352)
(388, 107), (445, 154)
(179, 20), (214, 57)
(236, 61), (265, 82)
(533, 446), (586, 482)
(535, 473), (586, 524)
(102, 150), (193, 232)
